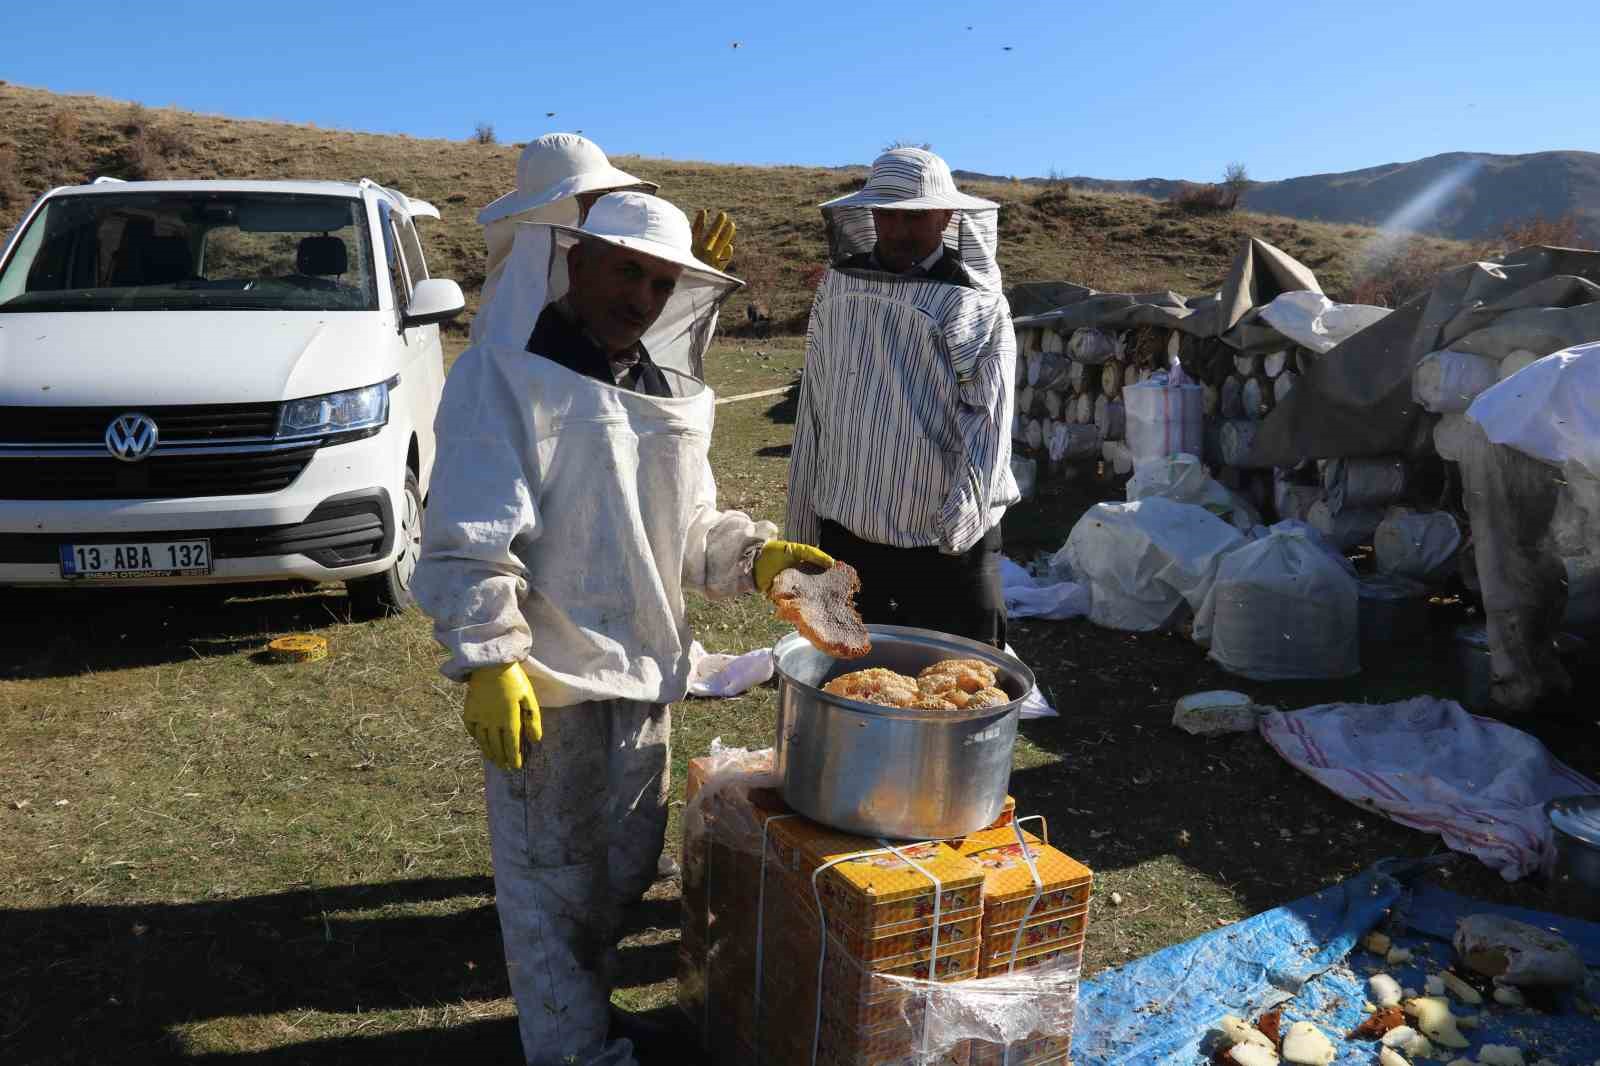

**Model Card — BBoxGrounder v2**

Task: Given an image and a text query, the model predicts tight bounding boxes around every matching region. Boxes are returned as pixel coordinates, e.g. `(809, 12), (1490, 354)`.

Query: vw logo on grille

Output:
(105, 413), (160, 462)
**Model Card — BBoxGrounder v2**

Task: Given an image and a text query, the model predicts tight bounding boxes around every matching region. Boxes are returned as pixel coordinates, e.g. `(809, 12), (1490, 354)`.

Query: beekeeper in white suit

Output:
(413, 190), (828, 1066)
(473, 132), (734, 347)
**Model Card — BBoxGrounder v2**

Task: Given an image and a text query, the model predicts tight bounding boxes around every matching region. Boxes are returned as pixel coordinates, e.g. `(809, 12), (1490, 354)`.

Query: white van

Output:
(0, 177), (464, 617)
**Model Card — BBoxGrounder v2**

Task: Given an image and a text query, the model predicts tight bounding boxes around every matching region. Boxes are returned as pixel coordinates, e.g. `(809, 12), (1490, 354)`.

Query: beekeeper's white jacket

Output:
(415, 226), (771, 707)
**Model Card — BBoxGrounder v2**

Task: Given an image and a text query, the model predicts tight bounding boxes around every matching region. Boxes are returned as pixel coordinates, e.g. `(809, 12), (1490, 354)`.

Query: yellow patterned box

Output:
(979, 904), (1090, 965)
(958, 828), (1093, 928)
(978, 935), (1085, 979)
(765, 819), (986, 934)
(771, 868), (985, 963)
(968, 1033), (1072, 1066)
(987, 795), (1017, 829)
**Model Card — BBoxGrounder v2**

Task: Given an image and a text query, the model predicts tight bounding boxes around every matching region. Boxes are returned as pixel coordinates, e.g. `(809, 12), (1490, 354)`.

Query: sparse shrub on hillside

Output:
(1172, 181), (1237, 214)
(107, 102), (191, 178)
(1222, 162), (1250, 206)
(1475, 212), (1589, 256)
(44, 109), (85, 184)
(0, 142), (23, 207)
(1346, 239), (1463, 308)
(471, 122), (496, 145)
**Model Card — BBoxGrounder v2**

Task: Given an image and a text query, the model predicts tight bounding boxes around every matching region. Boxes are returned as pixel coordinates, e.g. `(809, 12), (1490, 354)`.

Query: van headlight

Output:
(278, 378), (393, 440)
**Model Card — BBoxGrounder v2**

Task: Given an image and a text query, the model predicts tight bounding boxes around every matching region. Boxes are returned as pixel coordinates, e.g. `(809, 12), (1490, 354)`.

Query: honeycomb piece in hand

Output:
(768, 562), (870, 659)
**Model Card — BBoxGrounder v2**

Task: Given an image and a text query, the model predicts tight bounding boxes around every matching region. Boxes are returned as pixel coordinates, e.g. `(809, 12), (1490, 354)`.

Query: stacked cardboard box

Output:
(957, 827), (1092, 1066)
(678, 753), (1085, 1066)
(758, 818), (986, 1066)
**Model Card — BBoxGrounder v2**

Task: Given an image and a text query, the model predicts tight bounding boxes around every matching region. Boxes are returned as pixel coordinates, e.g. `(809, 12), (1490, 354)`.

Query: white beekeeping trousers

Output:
(484, 700), (671, 1066)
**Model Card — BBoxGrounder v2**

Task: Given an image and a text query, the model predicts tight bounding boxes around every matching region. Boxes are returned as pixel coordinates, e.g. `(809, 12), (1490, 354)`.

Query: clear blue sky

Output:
(4, 0), (1595, 181)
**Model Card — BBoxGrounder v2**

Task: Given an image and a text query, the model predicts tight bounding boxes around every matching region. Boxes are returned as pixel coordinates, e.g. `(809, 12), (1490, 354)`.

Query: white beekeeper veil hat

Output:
(819, 147), (1004, 292)
(479, 133), (656, 227)
(472, 135), (657, 345)
(529, 191), (742, 381)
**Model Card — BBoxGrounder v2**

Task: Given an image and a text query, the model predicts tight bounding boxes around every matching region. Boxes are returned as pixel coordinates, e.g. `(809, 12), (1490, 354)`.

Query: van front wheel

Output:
(347, 470), (421, 620)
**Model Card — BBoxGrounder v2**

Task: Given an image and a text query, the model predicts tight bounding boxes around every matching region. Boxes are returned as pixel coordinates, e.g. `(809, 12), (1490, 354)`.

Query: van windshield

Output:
(0, 191), (379, 312)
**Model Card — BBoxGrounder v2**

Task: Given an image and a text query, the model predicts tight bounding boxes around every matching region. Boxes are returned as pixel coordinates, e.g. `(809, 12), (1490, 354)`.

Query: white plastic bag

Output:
(1321, 457), (1409, 514)
(1467, 341), (1600, 478)
(1067, 327), (1117, 364)
(1308, 498), (1382, 551)
(1060, 497), (1246, 632)
(1433, 413), (1473, 461)
(1257, 290), (1391, 354)
(1126, 453), (1258, 531)
(1413, 349), (1500, 414)
(1373, 506), (1462, 583)
(1048, 422), (1101, 462)
(1124, 378), (1204, 462)
(1196, 526), (1360, 680)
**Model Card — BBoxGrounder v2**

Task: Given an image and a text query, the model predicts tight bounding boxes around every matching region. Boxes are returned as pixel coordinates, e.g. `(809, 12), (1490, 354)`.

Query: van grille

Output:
(0, 447), (316, 500)
(0, 403), (280, 444)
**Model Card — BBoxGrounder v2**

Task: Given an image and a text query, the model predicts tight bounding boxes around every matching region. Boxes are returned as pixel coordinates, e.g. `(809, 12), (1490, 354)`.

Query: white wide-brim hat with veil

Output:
(526, 191), (742, 382)
(818, 147), (1003, 293)
(471, 134), (657, 344)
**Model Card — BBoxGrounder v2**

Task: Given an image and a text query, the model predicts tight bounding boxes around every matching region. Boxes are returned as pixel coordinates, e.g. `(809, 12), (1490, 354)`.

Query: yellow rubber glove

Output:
(754, 540), (836, 594)
(692, 208), (736, 271)
(463, 662), (542, 771)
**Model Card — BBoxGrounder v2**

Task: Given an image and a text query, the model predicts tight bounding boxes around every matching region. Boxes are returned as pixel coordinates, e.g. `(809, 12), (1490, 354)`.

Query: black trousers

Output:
(818, 520), (1007, 649)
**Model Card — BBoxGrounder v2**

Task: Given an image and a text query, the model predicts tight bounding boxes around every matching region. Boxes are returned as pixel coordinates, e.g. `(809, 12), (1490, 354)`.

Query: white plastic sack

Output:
(1219, 420), (1267, 468)
(1060, 497), (1246, 632)
(1126, 453), (1257, 531)
(1049, 422), (1101, 462)
(1373, 506), (1462, 583)
(1307, 498), (1382, 552)
(1261, 697), (1600, 880)
(1433, 413), (1473, 461)
(1466, 341), (1600, 478)
(1124, 378), (1205, 462)
(1273, 474), (1322, 523)
(1253, 518), (1357, 576)
(1195, 527), (1360, 680)
(1498, 348), (1541, 380)
(1094, 396), (1125, 440)
(1101, 439), (1135, 475)
(1257, 290), (1391, 354)
(1414, 349), (1501, 414)
(1068, 327), (1117, 364)
(1321, 457), (1409, 514)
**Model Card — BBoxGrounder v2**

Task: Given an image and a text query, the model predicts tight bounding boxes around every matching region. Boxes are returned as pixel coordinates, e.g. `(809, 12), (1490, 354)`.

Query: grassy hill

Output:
(1, 81), (1469, 331)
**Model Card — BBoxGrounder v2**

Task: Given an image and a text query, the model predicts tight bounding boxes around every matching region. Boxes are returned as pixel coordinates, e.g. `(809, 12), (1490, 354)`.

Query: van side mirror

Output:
(402, 278), (466, 329)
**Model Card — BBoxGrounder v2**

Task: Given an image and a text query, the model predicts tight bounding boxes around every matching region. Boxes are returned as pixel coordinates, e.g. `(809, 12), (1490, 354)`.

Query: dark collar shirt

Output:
(526, 301), (673, 398)
(838, 245), (976, 289)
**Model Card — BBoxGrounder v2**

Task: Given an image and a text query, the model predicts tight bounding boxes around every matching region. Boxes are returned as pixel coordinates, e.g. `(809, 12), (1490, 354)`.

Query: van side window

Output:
(377, 201), (410, 306)
(396, 216), (429, 287)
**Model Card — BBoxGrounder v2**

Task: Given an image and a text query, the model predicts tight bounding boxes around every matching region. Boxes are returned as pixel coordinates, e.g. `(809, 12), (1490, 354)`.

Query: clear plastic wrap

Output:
(679, 740), (1082, 1066)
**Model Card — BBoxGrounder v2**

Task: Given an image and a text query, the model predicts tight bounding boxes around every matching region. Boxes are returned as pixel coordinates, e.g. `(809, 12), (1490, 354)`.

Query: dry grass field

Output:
(0, 80), (1470, 334)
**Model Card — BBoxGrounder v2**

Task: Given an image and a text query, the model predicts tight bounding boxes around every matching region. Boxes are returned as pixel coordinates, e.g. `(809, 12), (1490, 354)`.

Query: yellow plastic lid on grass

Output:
(263, 634), (328, 664)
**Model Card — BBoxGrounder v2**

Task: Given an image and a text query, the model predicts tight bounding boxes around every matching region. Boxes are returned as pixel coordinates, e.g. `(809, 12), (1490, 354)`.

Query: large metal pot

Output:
(1546, 794), (1600, 919)
(773, 625), (1034, 841)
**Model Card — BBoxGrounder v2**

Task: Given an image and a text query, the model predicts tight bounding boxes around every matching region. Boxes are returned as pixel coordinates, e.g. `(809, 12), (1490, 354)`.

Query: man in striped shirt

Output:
(786, 148), (1019, 648)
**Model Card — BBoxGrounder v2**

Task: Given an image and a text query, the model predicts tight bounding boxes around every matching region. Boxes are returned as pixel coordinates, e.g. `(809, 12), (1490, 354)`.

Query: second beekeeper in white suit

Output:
(413, 190), (827, 1066)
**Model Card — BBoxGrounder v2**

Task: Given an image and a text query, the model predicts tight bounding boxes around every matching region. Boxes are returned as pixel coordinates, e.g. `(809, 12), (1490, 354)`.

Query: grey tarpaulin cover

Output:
(1218, 237), (1323, 351)
(1251, 245), (1600, 466)
(1010, 287), (1222, 339)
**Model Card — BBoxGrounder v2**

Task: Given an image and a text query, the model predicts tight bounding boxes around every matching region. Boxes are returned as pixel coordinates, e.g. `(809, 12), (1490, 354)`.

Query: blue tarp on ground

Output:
(1073, 860), (1600, 1065)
